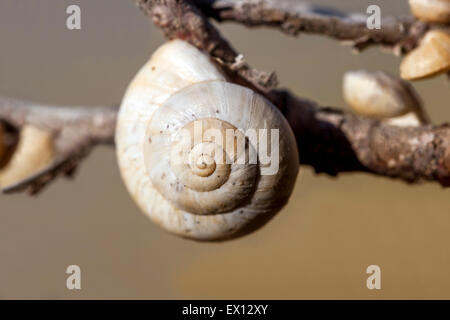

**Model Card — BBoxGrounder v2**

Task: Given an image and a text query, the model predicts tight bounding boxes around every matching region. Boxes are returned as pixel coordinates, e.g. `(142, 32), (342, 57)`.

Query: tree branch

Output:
(193, 0), (450, 53)
(274, 91), (450, 186)
(134, 0), (278, 93)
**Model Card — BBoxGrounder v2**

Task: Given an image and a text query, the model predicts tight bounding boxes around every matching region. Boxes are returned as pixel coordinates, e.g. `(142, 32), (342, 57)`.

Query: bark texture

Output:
(194, 0), (450, 53)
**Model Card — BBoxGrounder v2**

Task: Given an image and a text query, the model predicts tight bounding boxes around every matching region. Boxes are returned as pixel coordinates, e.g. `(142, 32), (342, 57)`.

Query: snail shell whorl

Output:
(116, 40), (299, 241)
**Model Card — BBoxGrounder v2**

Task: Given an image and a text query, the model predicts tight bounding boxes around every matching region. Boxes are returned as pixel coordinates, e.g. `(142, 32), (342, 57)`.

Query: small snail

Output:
(0, 122), (18, 171)
(409, 0), (450, 24)
(0, 125), (54, 188)
(343, 70), (429, 126)
(400, 30), (450, 80)
(0, 124), (5, 164)
(116, 40), (299, 241)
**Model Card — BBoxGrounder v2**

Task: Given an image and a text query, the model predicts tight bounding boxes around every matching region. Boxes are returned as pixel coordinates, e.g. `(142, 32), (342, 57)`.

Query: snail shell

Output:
(343, 70), (429, 126)
(0, 125), (54, 188)
(409, 0), (450, 24)
(400, 30), (450, 80)
(0, 124), (5, 164)
(116, 40), (299, 241)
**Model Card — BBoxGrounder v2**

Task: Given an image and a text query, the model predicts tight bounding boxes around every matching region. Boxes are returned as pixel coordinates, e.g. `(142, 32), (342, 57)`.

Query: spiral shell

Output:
(116, 40), (299, 241)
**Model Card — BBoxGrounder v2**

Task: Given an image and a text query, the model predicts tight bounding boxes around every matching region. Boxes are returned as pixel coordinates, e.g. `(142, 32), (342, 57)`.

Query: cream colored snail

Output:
(409, 0), (450, 24)
(0, 124), (5, 165)
(343, 70), (429, 127)
(400, 30), (450, 80)
(115, 40), (299, 241)
(0, 125), (54, 188)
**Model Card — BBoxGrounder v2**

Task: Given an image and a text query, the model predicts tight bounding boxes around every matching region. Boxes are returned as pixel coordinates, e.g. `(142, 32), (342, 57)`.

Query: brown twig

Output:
(193, 0), (450, 54)
(134, 0), (278, 93)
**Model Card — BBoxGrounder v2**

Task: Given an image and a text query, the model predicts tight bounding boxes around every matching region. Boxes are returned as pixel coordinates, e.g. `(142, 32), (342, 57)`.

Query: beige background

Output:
(1, 0), (449, 299)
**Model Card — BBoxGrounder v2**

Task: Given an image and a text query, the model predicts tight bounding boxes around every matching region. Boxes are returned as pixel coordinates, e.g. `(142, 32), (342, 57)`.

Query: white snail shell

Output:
(0, 125), (54, 188)
(400, 30), (450, 81)
(409, 0), (450, 24)
(0, 123), (5, 163)
(116, 40), (299, 241)
(342, 70), (429, 127)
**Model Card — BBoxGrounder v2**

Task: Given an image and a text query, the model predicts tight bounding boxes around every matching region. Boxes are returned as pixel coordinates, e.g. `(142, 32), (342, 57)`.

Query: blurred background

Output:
(1, 0), (450, 299)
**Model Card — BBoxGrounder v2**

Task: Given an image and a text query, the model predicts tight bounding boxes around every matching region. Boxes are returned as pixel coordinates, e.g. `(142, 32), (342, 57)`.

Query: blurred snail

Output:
(116, 40), (299, 241)
(343, 70), (429, 127)
(0, 122), (18, 171)
(0, 124), (5, 165)
(400, 30), (450, 80)
(409, 0), (450, 24)
(0, 125), (54, 188)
